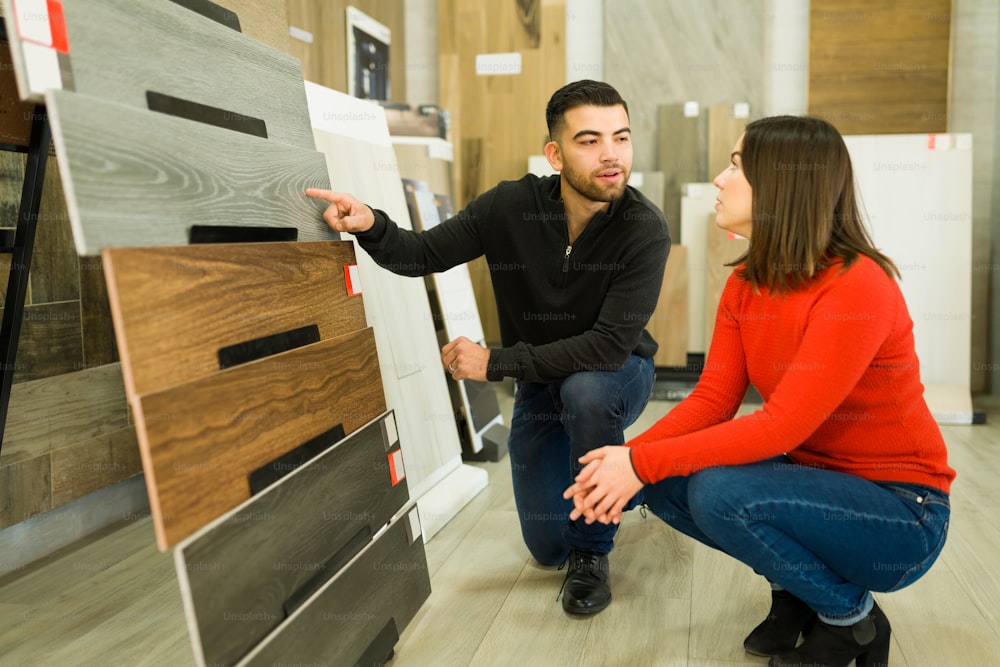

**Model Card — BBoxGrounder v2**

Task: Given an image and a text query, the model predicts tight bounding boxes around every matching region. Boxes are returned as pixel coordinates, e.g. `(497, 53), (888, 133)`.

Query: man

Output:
(307, 79), (670, 615)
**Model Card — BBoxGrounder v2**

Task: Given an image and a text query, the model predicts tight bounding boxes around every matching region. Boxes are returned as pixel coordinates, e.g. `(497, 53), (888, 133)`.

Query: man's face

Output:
(546, 104), (632, 203)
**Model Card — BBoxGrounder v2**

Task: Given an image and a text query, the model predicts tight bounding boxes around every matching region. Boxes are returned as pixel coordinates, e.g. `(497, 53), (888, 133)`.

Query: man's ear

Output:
(544, 140), (563, 172)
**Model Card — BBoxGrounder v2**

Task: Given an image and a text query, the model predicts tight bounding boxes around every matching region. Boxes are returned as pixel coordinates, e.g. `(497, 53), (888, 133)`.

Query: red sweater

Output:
(629, 256), (955, 494)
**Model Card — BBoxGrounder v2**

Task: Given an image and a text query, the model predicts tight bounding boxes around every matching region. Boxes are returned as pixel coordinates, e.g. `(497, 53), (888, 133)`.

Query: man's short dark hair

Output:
(545, 80), (629, 142)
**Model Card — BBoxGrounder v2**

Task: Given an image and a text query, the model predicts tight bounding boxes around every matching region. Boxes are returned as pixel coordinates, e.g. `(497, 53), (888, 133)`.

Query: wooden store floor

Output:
(2, 390), (1000, 666)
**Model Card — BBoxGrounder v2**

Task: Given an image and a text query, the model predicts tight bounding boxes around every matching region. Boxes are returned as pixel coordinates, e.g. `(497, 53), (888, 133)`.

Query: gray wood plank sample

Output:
(2, 0), (314, 149)
(239, 507), (431, 667)
(176, 411), (410, 667)
(102, 241), (366, 398)
(46, 89), (334, 256)
(135, 327), (388, 550)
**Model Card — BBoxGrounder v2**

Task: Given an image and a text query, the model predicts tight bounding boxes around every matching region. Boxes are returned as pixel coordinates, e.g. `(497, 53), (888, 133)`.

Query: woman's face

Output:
(712, 133), (753, 239)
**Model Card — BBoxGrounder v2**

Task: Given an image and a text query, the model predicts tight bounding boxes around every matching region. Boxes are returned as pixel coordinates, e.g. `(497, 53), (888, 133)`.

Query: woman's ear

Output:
(544, 140), (563, 172)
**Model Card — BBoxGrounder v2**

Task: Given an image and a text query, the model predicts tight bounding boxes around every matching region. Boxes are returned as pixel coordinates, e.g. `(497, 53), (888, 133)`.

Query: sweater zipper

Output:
(562, 244), (572, 273)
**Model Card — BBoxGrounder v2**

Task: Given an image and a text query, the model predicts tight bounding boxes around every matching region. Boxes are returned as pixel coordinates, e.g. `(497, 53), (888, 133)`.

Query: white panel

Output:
(844, 134), (973, 391)
(566, 0), (603, 82)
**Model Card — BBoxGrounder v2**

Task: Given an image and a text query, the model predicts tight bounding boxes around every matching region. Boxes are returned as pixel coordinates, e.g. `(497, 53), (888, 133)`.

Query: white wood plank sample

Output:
(46, 89), (334, 255)
(306, 81), (485, 538)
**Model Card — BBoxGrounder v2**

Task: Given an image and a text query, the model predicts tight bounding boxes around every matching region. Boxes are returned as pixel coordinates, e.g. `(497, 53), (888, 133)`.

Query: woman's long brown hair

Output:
(728, 115), (899, 292)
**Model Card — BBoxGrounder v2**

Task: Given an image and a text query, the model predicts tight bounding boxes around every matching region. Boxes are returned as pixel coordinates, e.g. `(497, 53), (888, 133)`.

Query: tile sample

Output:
(1, 0), (313, 148)
(46, 90), (334, 255)
(175, 411), (411, 667)
(238, 506), (430, 667)
(133, 328), (387, 550)
(102, 241), (365, 397)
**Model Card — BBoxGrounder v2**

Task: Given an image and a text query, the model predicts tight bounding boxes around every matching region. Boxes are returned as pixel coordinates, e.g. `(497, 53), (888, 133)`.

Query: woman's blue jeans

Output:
(643, 456), (951, 621)
(507, 354), (654, 566)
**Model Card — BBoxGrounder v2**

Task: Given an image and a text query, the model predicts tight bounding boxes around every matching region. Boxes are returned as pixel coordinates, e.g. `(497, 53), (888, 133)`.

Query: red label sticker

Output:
(46, 0), (69, 53)
(388, 449), (405, 486)
(344, 264), (362, 296)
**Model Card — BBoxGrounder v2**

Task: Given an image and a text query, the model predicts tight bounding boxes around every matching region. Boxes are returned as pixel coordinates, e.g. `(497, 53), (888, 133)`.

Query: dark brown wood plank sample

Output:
(102, 241), (366, 398)
(9, 301), (83, 382)
(0, 40), (34, 147)
(176, 412), (409, 666)
(239, 507), (430, 667)
(135, 328), (387, 550)
(50, 427), (142, 507)
(4, 0), (314, 149)
(46, 89), (334, 256)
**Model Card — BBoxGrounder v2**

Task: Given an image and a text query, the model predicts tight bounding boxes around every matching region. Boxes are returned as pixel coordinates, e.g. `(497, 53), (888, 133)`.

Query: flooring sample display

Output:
(0, 39), (35, 147)
(657, 103), (708, 244)
(132, 327), (386, 550)
(237, 506), (430, 667)
(679, 183), (719, 354)
(175, 411), (411, 667)
(307, 81), (486, 538)
(46, 90), (334, 256)
(1, 0), (313, 149)
(648, 245), (689, 367)
(102, 242), (365, 397)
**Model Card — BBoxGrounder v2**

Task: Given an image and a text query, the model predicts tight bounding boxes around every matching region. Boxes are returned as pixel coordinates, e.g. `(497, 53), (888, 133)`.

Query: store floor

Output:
(2, 392), (999, 666)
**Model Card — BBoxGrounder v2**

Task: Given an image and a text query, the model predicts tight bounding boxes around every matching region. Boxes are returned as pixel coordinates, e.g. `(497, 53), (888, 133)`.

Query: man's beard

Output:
(561, 162), (629, 203)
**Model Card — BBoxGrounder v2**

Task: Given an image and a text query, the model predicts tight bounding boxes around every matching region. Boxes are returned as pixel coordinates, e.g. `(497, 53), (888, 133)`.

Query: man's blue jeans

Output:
(507, 354), (654, 566)
(643, 456), (951, 622)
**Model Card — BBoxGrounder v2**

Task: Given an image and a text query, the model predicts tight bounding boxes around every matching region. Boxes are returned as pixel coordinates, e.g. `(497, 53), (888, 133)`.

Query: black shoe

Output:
(744, 589), (817, 656)
(769, 600), (891, 667)
(560, 549), (611, 615)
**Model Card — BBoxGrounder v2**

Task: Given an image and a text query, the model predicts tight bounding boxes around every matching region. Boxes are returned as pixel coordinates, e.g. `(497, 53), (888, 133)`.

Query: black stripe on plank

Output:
(188, 225), (298, 244)
(166, 0), (242, 32)
(146, 91), (267, 138)
(246, 420), (345, 495)
(218, 324), (320, 370)
(355, 618), (400, 667)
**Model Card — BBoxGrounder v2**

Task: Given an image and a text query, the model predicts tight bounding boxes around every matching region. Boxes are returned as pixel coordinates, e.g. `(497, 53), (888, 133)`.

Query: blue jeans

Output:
(643, 456), (951, 623)
(507, 354), (655, 565)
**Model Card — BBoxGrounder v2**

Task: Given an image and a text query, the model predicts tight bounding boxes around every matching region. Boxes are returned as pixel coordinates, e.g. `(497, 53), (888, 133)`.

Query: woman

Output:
(563, 115), (954, 667)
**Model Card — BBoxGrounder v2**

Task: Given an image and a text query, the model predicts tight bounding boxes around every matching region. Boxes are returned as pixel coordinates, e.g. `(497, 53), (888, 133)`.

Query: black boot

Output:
(560, 549), (611, 614)
(769, 600), (891, 667)
(744, 589), (817, 656)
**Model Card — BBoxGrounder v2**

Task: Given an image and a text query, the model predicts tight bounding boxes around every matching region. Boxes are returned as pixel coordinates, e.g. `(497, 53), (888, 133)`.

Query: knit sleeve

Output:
(628, 261), (899, 484)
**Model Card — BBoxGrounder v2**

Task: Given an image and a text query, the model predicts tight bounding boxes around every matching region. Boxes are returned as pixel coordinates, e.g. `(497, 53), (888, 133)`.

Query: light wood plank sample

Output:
(658, 103), (707, 244)
(216, 0), (292, 53)
(239, 507), (430, 667)
(705, 225), (749, 351)
(176, 412), (409, 667)
(2, 0), (313, 149)
(134, 327), (387, 550)
(649, 245), (689, 367)
(46, 89), (334, 256)
(102, 241), (365, 398)
(707, 103), (750, 182)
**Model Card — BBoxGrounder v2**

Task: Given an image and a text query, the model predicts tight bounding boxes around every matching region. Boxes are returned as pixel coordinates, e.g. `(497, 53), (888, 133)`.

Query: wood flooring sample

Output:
(47, 90), (333, 256)
(102, 241), (365, 398)
(136, 328), (387, 550)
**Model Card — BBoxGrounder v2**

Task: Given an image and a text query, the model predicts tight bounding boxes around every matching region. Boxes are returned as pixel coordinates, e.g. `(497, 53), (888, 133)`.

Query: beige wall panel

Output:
(50, 428), (141, 508)
(218, 0), (291, 53)
(0, 454), (50, 528)
(704, 226), (749, 351)
(649, 245), (689, 367)
(0, 364), (129, 466)
(285, 0), (406, 102)
(707, 104), (751, 184)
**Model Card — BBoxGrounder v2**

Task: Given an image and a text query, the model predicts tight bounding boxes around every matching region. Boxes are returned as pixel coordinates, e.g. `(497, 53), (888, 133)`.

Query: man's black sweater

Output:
(357, 173), (671, 384)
